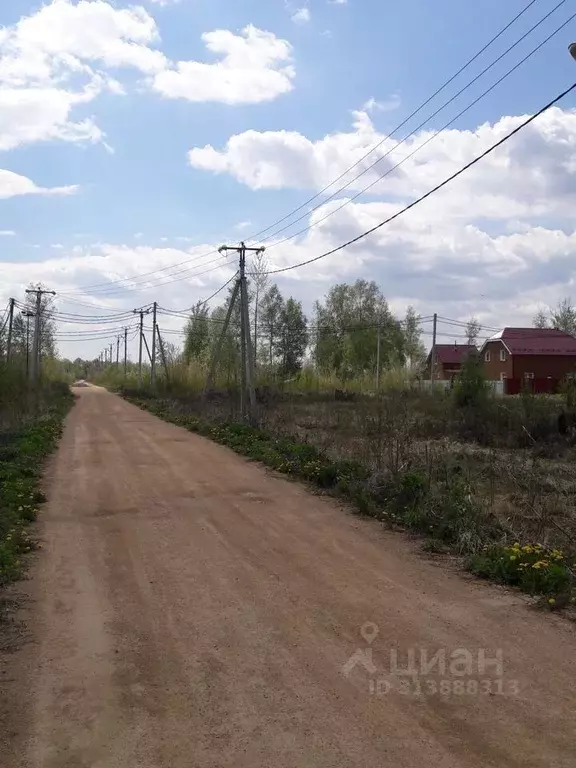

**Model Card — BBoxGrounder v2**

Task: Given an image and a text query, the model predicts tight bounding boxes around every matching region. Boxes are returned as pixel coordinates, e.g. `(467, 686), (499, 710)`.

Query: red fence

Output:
(504, 378), (560, 395)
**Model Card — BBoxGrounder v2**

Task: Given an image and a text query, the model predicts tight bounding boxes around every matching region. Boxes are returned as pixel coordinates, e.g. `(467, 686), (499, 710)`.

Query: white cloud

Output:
(0, 230), (15, 236)
(0, 169), (78, 199)
(363, 95), (401, 113)
(187, 106), (576, 223)
(0, 3), (295, 154)
(0, 0), (164, 152)
(152, 25), (294, 104)
(292, 8), (311, 24)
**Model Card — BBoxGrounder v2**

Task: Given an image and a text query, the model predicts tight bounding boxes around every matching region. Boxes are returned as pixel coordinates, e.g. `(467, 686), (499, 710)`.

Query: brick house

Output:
(426, 344), (478, 381)
(481, 328), (576, 392)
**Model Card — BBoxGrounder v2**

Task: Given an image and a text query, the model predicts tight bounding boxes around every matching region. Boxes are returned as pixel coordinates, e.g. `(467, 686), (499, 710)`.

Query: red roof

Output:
(488, 328), (576, 356)
(430, 344), (477, 365)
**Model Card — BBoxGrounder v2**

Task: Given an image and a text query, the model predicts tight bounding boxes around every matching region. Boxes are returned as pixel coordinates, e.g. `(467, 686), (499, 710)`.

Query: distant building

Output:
(481, 328), (576, 393)
(426, 344), (478, 381)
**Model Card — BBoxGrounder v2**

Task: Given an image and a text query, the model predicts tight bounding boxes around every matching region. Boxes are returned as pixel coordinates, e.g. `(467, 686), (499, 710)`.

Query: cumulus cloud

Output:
(0, 169), (78, 198)
(184, 103), (576, 335)
(0, 2), (294, 153)
(188, 106), (576, 222)
(0, 0), (164, 152)
(152, 25), (294, 104)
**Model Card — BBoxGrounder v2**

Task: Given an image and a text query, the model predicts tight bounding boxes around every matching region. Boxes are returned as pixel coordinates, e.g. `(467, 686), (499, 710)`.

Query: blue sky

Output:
(2, 0), (576, 357)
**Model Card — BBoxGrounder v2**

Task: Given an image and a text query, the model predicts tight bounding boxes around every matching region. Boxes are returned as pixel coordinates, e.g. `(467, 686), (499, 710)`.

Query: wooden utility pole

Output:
(6, 298), (15, 363)
(431, 312), (438, 382)
(206, 242), (264, 421)
(133, 307), (152, 389)
(124, 327), (128, 376)
(116, 335), (120, 367)
(150, 302), (158, 388)
(22, 310), (35, 378)
(25, 287), (55, 384)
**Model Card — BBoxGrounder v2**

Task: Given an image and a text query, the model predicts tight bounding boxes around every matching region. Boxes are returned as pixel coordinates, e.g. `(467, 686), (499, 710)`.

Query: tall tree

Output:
(465, 316), (481, 346)
(276, 297), (308, 375)
(251, 250), (269, 366)
(314, 280), (404, 378)
(403, 306), (426, 368)
(533, 308), (548, 329)
(183, 302), (210, 364)
(260, 284), (284, 367)
(550, 298), (576, 335)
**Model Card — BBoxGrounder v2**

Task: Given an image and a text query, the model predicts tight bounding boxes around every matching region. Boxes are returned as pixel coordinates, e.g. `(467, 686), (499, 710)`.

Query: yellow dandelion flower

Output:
(510, 555), (517, 561)
(548, 598), (556, 606)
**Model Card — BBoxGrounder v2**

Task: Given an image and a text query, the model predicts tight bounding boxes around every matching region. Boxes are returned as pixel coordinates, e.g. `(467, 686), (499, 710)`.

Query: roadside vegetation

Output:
(0, 362), (75, 588)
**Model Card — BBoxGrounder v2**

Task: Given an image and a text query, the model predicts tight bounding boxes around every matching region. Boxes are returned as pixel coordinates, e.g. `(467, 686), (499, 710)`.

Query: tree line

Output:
(183, 273), (426, 380)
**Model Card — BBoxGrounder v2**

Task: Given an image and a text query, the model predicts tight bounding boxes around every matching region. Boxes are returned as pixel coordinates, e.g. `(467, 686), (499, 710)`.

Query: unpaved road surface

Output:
(1, 387), (576, 767)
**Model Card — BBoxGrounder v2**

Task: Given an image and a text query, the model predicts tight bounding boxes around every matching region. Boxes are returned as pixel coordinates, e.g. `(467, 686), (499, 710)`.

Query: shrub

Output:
(453, 356), (489, 409)
(469, 543), (573, 598)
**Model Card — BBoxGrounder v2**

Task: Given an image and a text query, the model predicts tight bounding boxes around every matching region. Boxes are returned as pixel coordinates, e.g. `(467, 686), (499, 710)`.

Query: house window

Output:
(524, 372), (535, 380)
(500, 349), (507, 362)
(485, 350), (491, 362)
(500, 373), (507, 381)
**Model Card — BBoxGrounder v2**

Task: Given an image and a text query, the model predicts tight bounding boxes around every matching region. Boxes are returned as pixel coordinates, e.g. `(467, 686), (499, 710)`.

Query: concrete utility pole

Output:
(431, 312), (438, 382)
(124, 327), (128, 377)
(206, 242), (265, 421)
(25, 287), (55, 384)
(6, 298), (15, 363)
(151, 301), (158, 388)
(22, 310), (35, 378)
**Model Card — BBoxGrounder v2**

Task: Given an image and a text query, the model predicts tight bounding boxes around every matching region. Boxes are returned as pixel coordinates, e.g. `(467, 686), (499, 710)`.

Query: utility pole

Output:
(109, 343), (113, 366)
(22, 310), (35, 378)
(25, 287), (55, 384)
(116, 334), (120, 367)
(431, 312), (438, 383)
(207, 242), (264, 421)
(6, 298), (15, 363)
(124, 327), (128, 376)
(150, 301), (157, 388)
(133, 307), (152, 389)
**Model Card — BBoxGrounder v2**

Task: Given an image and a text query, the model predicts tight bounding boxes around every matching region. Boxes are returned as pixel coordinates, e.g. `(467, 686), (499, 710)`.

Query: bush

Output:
(453, 356), (489, 409)
(469, 543), (573, 599)
(0, 386), (73, 587)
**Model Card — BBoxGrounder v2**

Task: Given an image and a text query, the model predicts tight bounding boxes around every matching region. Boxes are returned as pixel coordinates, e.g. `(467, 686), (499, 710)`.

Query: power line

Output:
(246, 0), (543, 243)
(49, 0), (544, 301)
(258, 79), (576, 277)
(261, 5), (575, 249)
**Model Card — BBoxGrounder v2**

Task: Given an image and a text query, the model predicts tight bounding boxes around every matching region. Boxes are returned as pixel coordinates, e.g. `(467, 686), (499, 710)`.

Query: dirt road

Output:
(1, 386), (575, 767)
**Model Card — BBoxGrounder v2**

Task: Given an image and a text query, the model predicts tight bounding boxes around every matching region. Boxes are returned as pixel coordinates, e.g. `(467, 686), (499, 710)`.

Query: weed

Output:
(0, 387), (73, 588)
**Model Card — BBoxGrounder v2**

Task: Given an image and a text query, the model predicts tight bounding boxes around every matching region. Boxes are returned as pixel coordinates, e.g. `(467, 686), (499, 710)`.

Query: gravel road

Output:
(1, 386), (575, 767)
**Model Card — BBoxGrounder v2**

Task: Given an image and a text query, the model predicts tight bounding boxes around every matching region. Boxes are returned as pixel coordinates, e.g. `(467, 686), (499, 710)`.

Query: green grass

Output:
(0, 387), (74, 587)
